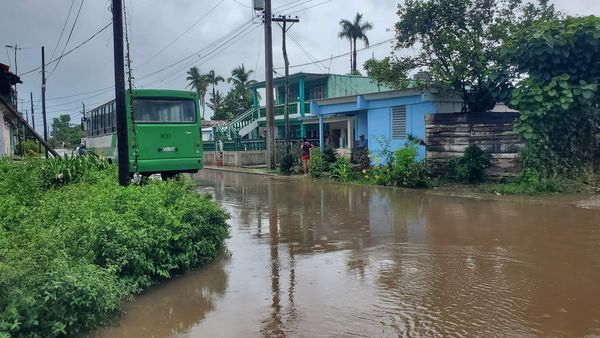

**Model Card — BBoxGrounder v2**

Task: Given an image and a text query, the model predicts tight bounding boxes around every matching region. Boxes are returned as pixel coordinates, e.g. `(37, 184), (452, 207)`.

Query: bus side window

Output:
(112, 102), (116, 132)
(100, 107), (105, 136)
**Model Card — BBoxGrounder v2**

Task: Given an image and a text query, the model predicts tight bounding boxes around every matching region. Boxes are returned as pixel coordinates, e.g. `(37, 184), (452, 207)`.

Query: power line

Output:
(137, 0), (226, 69)
(50, 0), (76, 60)
(288, 0), (335, 15)
(19, 21), (111, 77)
(48, 0), (86, 78)
(288, 32), (328, 73)
(137, 20), (255, 84)
(274, 38), (394, 70)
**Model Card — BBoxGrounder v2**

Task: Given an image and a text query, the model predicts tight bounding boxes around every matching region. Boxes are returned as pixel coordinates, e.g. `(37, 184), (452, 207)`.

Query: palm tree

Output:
(205, 70), (225, 108)
(228, 64), (258, 109)
(338, 13), (373, 73)
(208, 90), (225, 120)
(228, 64), (257, 88)
(186, 67), (209, 120)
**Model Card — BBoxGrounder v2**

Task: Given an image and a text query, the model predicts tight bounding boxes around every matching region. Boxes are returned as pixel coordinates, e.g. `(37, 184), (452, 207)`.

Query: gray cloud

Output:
(1, 0), (598, 125)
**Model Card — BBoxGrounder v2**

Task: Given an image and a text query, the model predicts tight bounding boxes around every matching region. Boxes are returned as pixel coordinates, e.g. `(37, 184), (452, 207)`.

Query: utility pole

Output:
(264, 0), (276, 169)
(41, 46), (49, 158)
(5, 44), (23, 110)
(112, 0), (130, 186)
(272, 15), (299, 153)
(30, 92), (35, 130)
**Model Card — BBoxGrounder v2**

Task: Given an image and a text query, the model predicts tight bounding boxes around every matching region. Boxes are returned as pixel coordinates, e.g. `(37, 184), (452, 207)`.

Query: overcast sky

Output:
(2, 0), (599, 128)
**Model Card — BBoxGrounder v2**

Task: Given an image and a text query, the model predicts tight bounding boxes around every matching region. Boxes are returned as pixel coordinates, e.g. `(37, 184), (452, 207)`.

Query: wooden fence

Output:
(425, 112), (524, 177)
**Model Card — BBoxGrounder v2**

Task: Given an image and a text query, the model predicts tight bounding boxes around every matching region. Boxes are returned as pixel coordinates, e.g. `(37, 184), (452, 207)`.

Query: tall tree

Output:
(338, 12), (373, 73)
(365, 0), (558, 112)
(227, 64), (258, 115)
(50, 114), (84, 147)
(186, 67), (209, 120)
(209, 90), (227, 120)
(205, 70), (225, 108)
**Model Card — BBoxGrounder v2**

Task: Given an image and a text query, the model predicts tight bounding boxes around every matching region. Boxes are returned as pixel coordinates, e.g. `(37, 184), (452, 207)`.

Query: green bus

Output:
(83, 89), (203, 179)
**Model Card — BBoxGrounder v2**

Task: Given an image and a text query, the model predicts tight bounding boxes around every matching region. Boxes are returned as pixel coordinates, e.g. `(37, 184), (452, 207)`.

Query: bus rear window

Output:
(133, 99), (196, 123)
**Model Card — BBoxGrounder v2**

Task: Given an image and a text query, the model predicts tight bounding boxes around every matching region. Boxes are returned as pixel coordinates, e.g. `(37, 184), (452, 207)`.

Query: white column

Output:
(346, 118), (353, 150)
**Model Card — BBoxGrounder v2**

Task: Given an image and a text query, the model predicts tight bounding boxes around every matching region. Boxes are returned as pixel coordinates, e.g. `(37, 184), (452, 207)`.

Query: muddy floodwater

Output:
(93, 170), (600, 337)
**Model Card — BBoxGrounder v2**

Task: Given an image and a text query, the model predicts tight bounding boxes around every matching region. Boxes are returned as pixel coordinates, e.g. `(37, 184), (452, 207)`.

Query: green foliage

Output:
(50, 114), (85, 147)
(389, 141), (431, 188)
(482, 169), (581, 195)
(309, 148), (328, 178)
(338, 12), (373, 73)
(322, 145), (337, 163)
(450, 145), (493, 184)
(279, 153), (296, 175)
(330, 158), (355, 182)
(0, 159), (229, 337)
(506, 16), (600, 176)
(367, 0), (558, 112)
(38, 153), (109, 188)
(15, 140), (41, 157)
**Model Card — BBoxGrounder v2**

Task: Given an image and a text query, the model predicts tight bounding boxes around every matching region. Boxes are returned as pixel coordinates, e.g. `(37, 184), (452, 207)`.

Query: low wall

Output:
(425, 112), (524, 177)
(203, 150), (266, 167)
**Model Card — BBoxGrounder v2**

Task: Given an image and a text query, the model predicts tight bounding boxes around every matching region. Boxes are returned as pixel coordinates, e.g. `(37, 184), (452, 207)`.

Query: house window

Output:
(313, 85), (326, 100)
(391, 105), (407, 139)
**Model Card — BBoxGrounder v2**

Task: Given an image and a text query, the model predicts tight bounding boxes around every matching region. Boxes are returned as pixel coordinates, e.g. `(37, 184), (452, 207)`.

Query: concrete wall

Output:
(204, 150), (266, 167)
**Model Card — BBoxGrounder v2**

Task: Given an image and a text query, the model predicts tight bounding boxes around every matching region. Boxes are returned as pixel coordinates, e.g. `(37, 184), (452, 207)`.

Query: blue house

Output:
(309, 89), (463, 159)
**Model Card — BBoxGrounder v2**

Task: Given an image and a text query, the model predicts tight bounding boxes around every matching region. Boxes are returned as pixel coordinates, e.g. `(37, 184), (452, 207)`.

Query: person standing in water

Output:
(300, 138), (313, 176)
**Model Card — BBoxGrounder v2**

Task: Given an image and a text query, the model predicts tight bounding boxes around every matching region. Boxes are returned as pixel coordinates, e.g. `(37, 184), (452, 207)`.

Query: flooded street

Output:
(94, 170), (600, 337)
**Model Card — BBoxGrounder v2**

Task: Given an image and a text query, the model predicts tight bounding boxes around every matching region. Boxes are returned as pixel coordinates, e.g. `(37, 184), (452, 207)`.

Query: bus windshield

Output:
(133, 99), (196, 123)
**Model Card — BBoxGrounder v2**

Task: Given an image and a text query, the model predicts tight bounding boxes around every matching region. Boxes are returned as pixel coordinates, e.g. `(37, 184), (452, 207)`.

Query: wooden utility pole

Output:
(112, 0), (130, 186)
(264, 0), (276, 169)
(273, 15), (299, 153)
(5, 44), (23, 110)
(30, 92), (35, 130)
(41, 46), (49, 158)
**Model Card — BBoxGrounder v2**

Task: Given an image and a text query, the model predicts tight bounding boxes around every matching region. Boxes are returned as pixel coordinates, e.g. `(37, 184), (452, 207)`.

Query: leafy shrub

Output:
(330, 158), (354, 182)
(450, 144), (492, 184)
(39, 153), (110, 188)
(0, 160), (230, 337)
(389, 141), (431, 188)
(309, 148), (328, 178)
(279, 153), (296, 175)
(15, 140), (41, 157)
(322, 145), (337, 164)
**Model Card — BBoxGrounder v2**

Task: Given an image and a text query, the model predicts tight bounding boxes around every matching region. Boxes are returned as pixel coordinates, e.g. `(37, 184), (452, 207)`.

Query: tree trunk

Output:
(352, 38), (357, 73)
(349, 39), (353, 73)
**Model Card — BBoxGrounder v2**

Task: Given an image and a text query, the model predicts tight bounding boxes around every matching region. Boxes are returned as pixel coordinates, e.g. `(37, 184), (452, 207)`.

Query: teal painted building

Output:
(221, 73), (387, 140)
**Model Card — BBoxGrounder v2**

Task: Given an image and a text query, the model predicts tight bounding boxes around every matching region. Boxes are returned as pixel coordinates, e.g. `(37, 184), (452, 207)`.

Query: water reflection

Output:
(93, 170), (600, 337)
(92, 257), (229, 338)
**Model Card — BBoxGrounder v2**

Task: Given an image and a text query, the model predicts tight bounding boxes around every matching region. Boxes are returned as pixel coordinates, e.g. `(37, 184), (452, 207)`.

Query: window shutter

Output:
(391, 106), (407, 139)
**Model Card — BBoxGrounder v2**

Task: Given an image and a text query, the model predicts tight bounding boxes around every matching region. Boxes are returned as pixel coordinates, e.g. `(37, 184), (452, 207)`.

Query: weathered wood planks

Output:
(425, 112), (524, 177)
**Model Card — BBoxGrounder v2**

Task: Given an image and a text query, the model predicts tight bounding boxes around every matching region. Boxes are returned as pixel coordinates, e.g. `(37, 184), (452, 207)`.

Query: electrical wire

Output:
(275, 38), (394, 70)
(288, 33), (328, 73)
(137, 0), (226, 69)
(50, 0), (76, 60)
(48, 0), (86, 78)
(19, 22), (112, 77)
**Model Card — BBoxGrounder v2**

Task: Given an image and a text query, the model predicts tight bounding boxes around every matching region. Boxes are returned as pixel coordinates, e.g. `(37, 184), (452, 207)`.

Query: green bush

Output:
(15, 140), (42, 157)
(450, 144), (492, 184)
(0, 159), (229, 337)
(279, 153), (296, 175)
(322, 145), (337, 164)
(389, 141), (431, 188)
(330, 158), (354, 182)
(309, 148), (328, 178)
